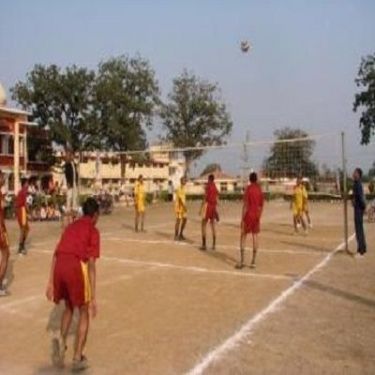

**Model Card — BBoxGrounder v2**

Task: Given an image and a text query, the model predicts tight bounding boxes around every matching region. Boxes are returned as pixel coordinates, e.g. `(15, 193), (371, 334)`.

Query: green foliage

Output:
(27, 134), (56, 166)
(353, 53), (375, 145)
(263, 127), (318, 178)
(320, 164), (337, 181)
(158, 190), (170, 202)
(145, 193), (154, 205)
(186, 192), (283, 201)
(11, 64), (99, 152)
(283, 192), (342, 202)
(160, 70), (232, 175)
(11, 55), (160, 171)
(186, 193), (241, 201)
(368, 161), (375, 180)
(94, 55), (159, 153)
(93, 55), (160, 181)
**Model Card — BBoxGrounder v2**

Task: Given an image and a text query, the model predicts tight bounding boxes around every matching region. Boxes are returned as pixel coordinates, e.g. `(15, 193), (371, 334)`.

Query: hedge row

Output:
(184, 192), (375, 202)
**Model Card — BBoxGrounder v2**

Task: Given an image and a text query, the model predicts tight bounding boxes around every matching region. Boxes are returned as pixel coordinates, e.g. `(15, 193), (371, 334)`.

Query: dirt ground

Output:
(0, 200), (374, 375)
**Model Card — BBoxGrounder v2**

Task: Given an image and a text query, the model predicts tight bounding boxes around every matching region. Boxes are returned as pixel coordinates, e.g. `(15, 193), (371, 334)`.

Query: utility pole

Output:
(341, 132), (349, 252)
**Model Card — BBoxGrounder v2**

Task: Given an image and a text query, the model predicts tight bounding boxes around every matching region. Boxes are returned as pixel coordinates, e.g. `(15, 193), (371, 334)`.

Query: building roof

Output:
(0, 106), (32, 117)
(196, 169), (237, 182)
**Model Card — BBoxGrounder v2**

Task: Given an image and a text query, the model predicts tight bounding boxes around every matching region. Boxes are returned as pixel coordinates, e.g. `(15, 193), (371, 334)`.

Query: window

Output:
(220, 182), (228, 192)
(0, 135), (9, 154)
(8, 137), (14, 155)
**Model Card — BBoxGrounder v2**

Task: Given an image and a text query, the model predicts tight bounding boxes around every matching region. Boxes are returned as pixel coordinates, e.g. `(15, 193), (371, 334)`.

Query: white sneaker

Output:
(72, 355), (88, 372)
(0, 287), (9, 297)
(355, 253), (365, 259)
(51, 336), (66, 367)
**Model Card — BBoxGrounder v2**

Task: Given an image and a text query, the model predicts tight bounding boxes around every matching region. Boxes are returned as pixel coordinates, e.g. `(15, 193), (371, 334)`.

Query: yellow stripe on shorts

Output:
(80, 261), (91, 304)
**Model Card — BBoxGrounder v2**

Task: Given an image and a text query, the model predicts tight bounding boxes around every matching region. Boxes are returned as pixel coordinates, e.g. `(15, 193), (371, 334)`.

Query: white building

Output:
(53, 144), (186, 194)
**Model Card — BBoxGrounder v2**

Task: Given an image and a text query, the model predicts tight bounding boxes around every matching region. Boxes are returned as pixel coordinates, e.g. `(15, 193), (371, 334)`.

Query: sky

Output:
(1, 0), (374, 173)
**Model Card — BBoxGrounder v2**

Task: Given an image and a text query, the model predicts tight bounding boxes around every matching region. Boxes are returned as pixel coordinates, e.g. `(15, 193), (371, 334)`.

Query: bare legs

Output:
(60, 303), (73, 347)
(250, 233), (258, 267)
(237, 224), (258, 269)
(0, 246), (9, 290)
(58, 303), (90, 362)
(175, 218), (180, 240)
(18, 226), (29, 253)
(135, 211), (145, 232)
(74, 305), (90, 361)
(175, 218), (187, 240)
(200, 220), (216, 250)
(293, 214), (307, 234)
(304, 210), (312, 228)
(200, 220), (207, 250)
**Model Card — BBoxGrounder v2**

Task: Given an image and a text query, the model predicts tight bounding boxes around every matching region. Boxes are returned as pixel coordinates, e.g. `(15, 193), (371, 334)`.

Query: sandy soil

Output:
(0, 200), (373, 374)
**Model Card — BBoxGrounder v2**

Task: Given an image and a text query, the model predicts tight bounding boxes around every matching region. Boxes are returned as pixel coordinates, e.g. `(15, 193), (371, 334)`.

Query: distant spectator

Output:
(40, 204), (47, 221)
(352, 168), (367, 258)
(168, 181), (173, 202)
(64, 149), (79, 224)
(47, 203), (54, 220)
(15, 178), (30, 255)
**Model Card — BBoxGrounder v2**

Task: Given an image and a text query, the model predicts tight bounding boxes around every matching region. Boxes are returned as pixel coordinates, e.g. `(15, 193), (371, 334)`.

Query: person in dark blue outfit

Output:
(352, 168), (367, 257)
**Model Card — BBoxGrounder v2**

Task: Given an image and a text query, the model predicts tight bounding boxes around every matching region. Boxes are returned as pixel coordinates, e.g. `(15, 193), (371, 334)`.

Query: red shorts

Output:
(53, 254), (91, 307)
(243, 212), (261, 234)
(0, 225), (9, 249)
(16, 207), (29, 229)
(203, 203), (219, 222)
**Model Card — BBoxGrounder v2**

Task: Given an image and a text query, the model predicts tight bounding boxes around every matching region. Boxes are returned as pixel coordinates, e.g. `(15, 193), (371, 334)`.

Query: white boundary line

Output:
(100, 255), (291, 281)
(105, 236), (323, 256)
(185, 233), (355, 375)
(31, 249), (291, 281)
(101, 221), (175, 238)
(0, 295), (42, 310)
(0, 269), (145, 313)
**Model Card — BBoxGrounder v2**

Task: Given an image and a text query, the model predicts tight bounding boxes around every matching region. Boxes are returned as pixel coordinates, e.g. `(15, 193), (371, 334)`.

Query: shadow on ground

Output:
(304, 279), (375, 309)
(201, 249), (238, 267)
(281, 240), (331, 253)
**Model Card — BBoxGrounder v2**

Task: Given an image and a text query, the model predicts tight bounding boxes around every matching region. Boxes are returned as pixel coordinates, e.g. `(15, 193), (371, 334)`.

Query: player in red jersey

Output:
(236, 172), (264, 269)
(15, 178), (30, 255)
(199, 174), (219, 250)
(0, 170), (10, 296)
(46, 198), (100, 371)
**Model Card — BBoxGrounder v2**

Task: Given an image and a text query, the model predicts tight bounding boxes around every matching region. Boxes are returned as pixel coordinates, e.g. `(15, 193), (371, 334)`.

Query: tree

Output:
(11, 64), (99, 153)
(200, 163), (222, 176)
(160, 70), (232, 176)
(353, 53), (375, 145)
(94, 55), (160, 181)
(320, 163), (336, 181)
(263, 128), (318, 178)
(368, 161), (375, 180)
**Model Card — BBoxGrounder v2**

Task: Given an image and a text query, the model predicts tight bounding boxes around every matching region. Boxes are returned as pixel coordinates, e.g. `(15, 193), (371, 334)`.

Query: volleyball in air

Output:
(240, 40), (251, 53)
